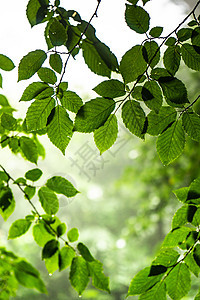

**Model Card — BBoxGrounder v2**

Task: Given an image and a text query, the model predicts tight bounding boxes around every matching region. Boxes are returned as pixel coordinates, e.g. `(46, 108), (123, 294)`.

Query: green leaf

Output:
(93, 79), (126, 98)
(147, 106), (177, 136)
(122, 100), (145, 139)
(18, 50), (47, 81)
(20, 82), (50, 102)
(193, 244), (200, 267)
(163, 45), (181, 75)
(38, 187), (59, 215)
(182, 111), (200, 141)
(0, 54), (15, 71)
(46, 176), (78, 197)
(74, 98), (115, 133)
(165, 37), (177, 46)
(56, 223), (66, 237)
(25, 168), (42, 181)
(19, 136), (38, 164)
(59, 246), (76, 271)
(185, 252), (200, 277)
(177, 28), (192, 42)
(70, 257), (89, 295)
(120, 45), (147, 84)
(186, 177), (200, 204)
(45, 251), (59, 274)
(67, 228), (79, 242)
(8, 219), (31, 239)
(172, 205), (197, 229)
(125, 4), (150, 34)
(173, 187), (189, 203)
(14, 260), (47, 293)
(26, 97), (55, 131)
(47, 105), (73, 154)
(42, 239), (59, 259)
(0, 187), (15, 221)
(33, 222), (55, 247)
(156, 120), (185, 165)
(60, 91), (83, 113)
(139, 281), (166, 300)
(151, 68), (172, 80)
(81, 41), (112, 78)
(149, 26), (163, 38)
(37, 67), (57, 84)
(77, 243), (94, 262)
(192, 27), (200, 46)
(26, 0), (48, 27)
(94, 114), (118, 154)
(127, 267), (162, 296)
(49, 53), (62, 74)
(158, 77), (188, 106)
(165, 263), (191, 300)
(24, 186), (36, 199)
(49, 18), (67, 46)
(142, 41), (160, 68)
(162, 226), (192, 248)
(141, 81), (163, 112)
(181, 43), (200, 71)
(87, 260), (110, 292)
(152, 248), (180, 267)
(1, 113), (17, 131)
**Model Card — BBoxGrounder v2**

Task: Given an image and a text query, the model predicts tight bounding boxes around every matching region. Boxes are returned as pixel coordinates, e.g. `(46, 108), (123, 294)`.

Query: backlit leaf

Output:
(26, 0), (49, 27)
(142, 41), (160, 68)
(125, 4), (150, 34)
(8, 219), (31, 239)
(0, 54), (15, 71)
(37, 67), (57, 84)
(1, 113), (17, 131)
(0, 187), (15, 221)
(49, 18), (67, 46)
(139, 281), (166, 300)
(94, 114), (118, 154)
(70, 257), (89, 295)
(33, 222), (55, 247)
(19, 136), (38, 164)
(60, 91), (83, 113)
(181, 43), (200, 71)
(87, 260), (110, 292)
(163, 45), (181, 75)
(59, 246), (76, 271)
(67, 228), (79, 242)
(38, 187), (59, 215)
(46, 175), (79, 197)
(49, 53), (62, 74)
(18, 50), (47, 81)
(149, 26), (163, 38)
(42, 239), (59, 259)
(25, 168), (42, 181)
(20, 82), (49, 101)
(156, 120), (185, 165)
(182, 111), (200, 141)
(93, 79), (126, 98)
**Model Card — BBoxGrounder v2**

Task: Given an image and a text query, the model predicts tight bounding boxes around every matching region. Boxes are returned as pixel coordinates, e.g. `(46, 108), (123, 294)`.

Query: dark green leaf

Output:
(0, 54), (15, 71)
(181, 43), (200, 71)
(59, 246), (75, 271)
(142, 41), (160, 68)
(87, 260), (110, 292)
(38, 187), (59, 215)
(26, 97), (55, 131)
(122, 100), (145, 139)
(158, 77), (188, 106)
(49, 53), (62, 74)
(192, 27), (200, 46)
(93, 79), (126, 98)
(141, 81), (163, 112)
(120, 45), (147, 84)
(19, 136), (38, 164)
(192, 243), (200, 267)
(156, 120), (185, 165)
(60, 91), (83, 113)
(127, 267), (162, 296)
(14, 260), (47, 293)
(125, 4), (150, 34)
(0, 187), (15, 221)
(94, 114), (118, 154)
(149, 26), (163, 38)
(42, 239), (59, 259)
(1, 113), (17, 131)
(46, 175), (79, 197)
(147, 106), (177, 136)
(163, 45), (181, 75)
(185, 252), (200, 277)
(49, 18), (67, 46)
(165, 263), (191, 300)
(150, 68), (172, 80)
(186, 177), (200, 204)
(8, 219), (31, 239)
(26, 0), (48, 27)
(177, 28), (192, 42)
(74, 97), (115, 133)
(25, 168), (42, 181)
(182, 111), (200, 141)
(77, 243), (94, 262)
(172, 205), (197, 229)
(56, 223), (66, 237)
(149, 265), (167, 276)
(165, 37), (176, 46)
(70, 257), (89, 295)
(20, 82), (50, 102)
(18, 50), (47, 81)
(67, 228), (79, 242)
(47, 105), (73, 154)
(37, 67), (57, 84)
(0, 94), (10, 106)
